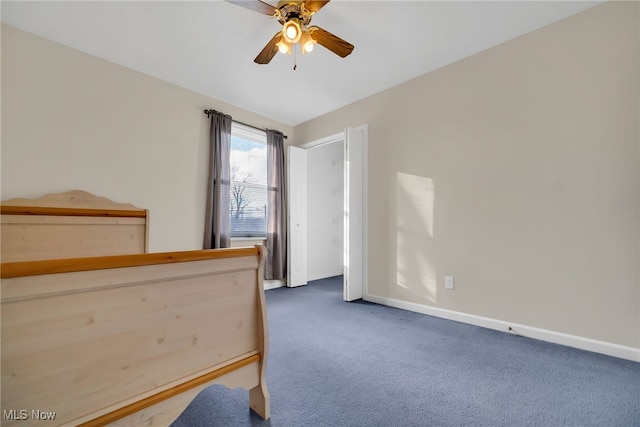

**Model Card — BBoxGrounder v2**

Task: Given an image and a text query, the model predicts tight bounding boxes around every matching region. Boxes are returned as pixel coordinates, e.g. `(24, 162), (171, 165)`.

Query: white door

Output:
(287, 146), (308, 287)
(343, 126), (365, 301)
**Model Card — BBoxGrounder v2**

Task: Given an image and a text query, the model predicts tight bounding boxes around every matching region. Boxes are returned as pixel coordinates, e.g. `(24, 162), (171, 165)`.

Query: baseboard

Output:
(264, 280), (285, 291)
(364, 293), (640, 362)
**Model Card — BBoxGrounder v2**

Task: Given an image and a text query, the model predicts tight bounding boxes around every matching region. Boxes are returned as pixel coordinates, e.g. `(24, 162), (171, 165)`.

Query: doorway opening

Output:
(307, 139), (344, 283)
(287, 126), (368, 301)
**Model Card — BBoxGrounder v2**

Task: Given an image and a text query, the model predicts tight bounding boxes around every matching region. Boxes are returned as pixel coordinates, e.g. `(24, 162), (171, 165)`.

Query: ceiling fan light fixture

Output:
(276, 39), (292, 55)
(300, 30), (316, 54)
(282, 19), (302, 44)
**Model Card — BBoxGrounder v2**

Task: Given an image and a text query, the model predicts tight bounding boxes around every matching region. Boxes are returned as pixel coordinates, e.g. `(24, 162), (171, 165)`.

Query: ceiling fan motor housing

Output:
(276, 1), (313, 26)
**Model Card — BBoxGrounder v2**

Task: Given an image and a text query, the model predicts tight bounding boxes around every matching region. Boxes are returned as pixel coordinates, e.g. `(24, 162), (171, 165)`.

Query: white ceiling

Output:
(2, 0), (602, 126)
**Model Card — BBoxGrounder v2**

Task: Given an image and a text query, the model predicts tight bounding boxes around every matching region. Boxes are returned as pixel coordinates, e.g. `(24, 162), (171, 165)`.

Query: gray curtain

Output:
(265, 129), (287, 280)
(204, 110), (232, 249)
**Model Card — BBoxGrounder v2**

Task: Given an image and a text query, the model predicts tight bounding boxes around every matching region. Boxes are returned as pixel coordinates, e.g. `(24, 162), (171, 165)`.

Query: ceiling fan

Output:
(227, 0), (354, 65)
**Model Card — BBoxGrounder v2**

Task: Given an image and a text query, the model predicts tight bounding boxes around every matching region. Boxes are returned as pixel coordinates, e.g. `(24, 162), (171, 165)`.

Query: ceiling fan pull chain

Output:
(293, 47), (298, 71)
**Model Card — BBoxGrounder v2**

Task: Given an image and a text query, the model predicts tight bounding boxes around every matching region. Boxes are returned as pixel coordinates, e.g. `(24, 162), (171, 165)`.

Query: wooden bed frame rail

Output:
(1, 247), (270, 426)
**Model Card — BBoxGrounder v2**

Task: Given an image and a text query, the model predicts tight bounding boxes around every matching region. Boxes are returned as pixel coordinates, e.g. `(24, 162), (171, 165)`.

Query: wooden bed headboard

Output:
(0, 190), (149, 262)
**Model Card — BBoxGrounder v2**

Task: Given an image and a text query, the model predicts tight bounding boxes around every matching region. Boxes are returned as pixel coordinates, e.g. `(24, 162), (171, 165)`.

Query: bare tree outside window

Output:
(231, 166), (251, 220)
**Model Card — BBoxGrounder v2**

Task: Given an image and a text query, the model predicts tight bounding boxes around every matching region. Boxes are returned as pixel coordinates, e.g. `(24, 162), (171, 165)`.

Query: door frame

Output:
(291, 125), (368, 300)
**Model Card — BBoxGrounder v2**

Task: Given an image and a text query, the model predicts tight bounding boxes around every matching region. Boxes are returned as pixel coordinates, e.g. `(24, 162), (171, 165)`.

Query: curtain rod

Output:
(204, 109), (288, 139)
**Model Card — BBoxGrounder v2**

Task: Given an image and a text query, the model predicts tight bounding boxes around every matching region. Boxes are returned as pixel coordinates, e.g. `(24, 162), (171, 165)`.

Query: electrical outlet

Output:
(445, 276), (455, 290)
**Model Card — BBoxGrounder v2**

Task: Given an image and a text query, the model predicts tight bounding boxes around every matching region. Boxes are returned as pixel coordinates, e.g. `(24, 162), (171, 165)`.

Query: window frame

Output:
(229, 122), (268, 239)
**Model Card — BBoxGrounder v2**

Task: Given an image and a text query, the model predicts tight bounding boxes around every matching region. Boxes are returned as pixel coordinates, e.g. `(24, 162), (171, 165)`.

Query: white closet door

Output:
(287, 146), (308, 287)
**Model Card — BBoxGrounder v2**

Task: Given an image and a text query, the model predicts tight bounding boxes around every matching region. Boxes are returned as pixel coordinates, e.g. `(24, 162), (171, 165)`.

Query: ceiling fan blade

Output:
(303, 0), (330, 14)
(254, 32), (282, 64)
(226, 0), (276, 16)
(309, 26), (354, 58)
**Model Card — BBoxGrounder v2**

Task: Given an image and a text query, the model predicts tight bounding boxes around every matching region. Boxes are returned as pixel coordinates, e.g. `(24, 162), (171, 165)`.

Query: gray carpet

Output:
(172, 276), (640, 426)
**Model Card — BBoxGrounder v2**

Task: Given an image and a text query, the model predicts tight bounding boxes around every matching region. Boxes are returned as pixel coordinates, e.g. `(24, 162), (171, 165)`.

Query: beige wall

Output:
(2, 2), (638, 350)
(1, 24), (293, 252)
(295, 2), (639, 348)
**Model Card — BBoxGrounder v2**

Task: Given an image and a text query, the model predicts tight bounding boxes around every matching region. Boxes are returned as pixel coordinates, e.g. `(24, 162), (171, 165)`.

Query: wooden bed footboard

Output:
(1, 246), (270, 426)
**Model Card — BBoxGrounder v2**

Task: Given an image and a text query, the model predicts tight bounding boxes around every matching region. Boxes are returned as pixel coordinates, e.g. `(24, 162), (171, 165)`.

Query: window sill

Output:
(231, 237), (266, 241)
(230, 237), (266, 248)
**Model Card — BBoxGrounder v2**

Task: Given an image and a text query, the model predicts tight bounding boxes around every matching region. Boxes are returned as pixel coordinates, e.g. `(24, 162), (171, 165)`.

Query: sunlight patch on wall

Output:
(397, 173), (435, 236)
(396, 173), (437, 303)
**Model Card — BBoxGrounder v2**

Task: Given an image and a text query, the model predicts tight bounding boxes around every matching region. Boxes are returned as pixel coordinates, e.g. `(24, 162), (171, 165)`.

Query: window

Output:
(230, 122), (267, 238)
